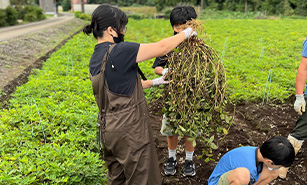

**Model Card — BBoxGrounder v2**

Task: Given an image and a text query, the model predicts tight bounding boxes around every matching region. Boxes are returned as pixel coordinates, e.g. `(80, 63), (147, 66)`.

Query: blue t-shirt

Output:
(208, 146), (261, 185)
(302, 38), (307, 58)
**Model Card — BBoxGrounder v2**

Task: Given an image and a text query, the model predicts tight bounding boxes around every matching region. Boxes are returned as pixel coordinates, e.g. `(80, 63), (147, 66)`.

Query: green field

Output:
(204, 19), (307, 102)
(1, 19), (307, 183)
(127, 19), (307, 103)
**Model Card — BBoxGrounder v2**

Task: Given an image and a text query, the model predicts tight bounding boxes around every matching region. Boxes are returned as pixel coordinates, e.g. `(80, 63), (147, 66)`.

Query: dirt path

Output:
(0, 13), (75, 42)
(0, 16), (86, 105)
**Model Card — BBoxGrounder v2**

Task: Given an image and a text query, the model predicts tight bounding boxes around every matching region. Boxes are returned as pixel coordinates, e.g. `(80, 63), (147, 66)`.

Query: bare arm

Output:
(296, 57), (307, 95)
(154, 66), (164, 75)
(254, 167), (278, 185)
(141, 80), (153, 89)
(136, 31), (186, 63)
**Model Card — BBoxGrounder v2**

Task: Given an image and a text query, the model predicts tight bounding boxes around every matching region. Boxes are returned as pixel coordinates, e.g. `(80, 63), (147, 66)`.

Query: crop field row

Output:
(1, 19), (307, 183)
(0, 35), (107, 184)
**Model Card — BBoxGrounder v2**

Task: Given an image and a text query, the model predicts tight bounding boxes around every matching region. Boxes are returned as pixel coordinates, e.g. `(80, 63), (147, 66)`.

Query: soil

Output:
(0, 18), (306, 185)
(148, 100), (307, 185)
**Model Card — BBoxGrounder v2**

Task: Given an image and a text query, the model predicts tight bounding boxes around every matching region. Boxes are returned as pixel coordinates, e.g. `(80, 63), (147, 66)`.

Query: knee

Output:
(229, 167), (250, 185)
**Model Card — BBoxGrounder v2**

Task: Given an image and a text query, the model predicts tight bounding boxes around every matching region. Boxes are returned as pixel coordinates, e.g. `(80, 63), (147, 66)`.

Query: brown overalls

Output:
(90, 44), (161, 185)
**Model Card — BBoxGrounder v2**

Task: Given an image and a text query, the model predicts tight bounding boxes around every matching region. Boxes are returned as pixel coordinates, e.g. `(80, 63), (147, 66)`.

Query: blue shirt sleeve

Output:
(302, 38), (307, 58)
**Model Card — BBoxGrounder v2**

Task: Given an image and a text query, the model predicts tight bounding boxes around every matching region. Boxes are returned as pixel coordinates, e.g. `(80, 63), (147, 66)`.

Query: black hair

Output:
(260, 136), (295, 167)
(170, 6), (197, 27)
(83, 4), (128, 39)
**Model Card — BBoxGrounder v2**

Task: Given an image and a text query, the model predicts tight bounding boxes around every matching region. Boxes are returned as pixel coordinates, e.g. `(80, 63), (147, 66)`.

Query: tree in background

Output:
(87, 0), (112, 3)
(87, 0), (155, 6)
(62, 0), (71, 11)
(294, 0), (307, 16)
(261, 0), (284, 14)
(45, 0), (307, 16)
(56, 0), (63, 6)
(10, 0), (36, 5)
(284, 0), (294, 15)
(154, 0), (197, 11)
(5, 6), (18, 25)
(192, 0), (307, 16)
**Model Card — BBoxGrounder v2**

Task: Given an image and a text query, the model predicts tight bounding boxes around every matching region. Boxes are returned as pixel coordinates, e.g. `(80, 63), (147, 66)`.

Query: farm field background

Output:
(130, 19), (307, 103)
(1, 18), (307, 184)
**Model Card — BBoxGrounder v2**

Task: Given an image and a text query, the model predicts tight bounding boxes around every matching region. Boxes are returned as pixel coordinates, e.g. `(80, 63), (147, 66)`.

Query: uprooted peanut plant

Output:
(162, 20), (232, 161)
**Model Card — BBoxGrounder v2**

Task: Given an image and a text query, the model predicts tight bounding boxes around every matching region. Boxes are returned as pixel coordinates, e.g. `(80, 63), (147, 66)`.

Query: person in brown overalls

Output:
(83, 4), (196, 185)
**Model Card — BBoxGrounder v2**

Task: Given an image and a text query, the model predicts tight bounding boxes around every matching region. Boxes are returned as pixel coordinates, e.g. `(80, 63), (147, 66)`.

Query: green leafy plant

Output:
(5, 6), (18, 25)
(0, 9), (7, 27)
(23, 5), (46, 22)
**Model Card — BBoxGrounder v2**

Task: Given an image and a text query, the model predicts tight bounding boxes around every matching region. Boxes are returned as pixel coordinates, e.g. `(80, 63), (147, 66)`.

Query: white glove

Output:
(152, 76), (168, 87)
(181, 27), (197, 40)
(294, 94), (306, 115)
(162, 68), (168, 76)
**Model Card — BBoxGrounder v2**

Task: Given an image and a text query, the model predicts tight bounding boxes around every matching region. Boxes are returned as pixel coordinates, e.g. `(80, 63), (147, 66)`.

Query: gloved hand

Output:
(152, 76), (168, 87)
(162, 68), (168, 76)
(294, 94), (306, 115)
(181, 27), (197, 40)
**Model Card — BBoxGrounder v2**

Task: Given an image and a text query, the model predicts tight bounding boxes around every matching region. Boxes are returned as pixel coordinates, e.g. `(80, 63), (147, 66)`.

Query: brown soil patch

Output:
(149, 100), (306, 185)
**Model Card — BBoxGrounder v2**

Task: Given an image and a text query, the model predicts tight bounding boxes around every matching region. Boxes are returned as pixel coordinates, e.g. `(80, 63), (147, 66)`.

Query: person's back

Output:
(209, 146), (260, 185)
(90, 42), (139, 95)
(209, 136), (295, 185)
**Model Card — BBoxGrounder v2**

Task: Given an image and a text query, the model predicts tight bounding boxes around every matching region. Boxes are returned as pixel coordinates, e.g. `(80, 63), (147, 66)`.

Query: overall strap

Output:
(100, 44), (117, 73)
(92, 43), (117, 152)
(99, 44), (117, 113)
(138, 66), (147, 80)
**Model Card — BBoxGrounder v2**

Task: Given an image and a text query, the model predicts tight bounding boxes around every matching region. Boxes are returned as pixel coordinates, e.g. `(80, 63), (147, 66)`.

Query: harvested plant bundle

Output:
(162, 26), (230, 152)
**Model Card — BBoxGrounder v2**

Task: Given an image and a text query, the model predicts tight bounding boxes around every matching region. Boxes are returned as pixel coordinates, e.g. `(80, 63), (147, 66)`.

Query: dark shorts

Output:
(290, 96), (307, 140)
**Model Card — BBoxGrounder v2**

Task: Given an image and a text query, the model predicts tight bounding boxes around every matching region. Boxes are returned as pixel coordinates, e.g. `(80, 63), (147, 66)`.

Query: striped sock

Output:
(168, 148), (176, 160)
(185, 151), (194, 161)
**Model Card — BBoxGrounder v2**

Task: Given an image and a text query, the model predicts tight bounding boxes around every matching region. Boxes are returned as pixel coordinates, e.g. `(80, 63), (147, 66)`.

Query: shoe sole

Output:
(164, 169), (176, 176)
(183, 172), (196, 177)
(164, 161), (177, 176)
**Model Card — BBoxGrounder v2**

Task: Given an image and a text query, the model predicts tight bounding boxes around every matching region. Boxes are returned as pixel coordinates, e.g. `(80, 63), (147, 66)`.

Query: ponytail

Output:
(83, 24), (92, 35)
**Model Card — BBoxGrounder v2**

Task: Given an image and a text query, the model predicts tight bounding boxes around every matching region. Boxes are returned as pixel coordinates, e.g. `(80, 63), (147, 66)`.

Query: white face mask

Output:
(265, 163), (281, 171)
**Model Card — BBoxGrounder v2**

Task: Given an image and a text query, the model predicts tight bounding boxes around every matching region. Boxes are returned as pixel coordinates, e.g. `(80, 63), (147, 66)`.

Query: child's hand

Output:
(152, 76), (169, 87)
(162, 68), (168, 76)
(182, 27), (197, 40)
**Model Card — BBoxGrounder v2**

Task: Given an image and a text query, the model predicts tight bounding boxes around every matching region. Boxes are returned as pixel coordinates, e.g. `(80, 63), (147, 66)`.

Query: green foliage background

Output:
(204, 19), (307, 103)
(127, 19), (307, 103)
(1, 18), (307, 183)
(0, 5), (45, 27)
